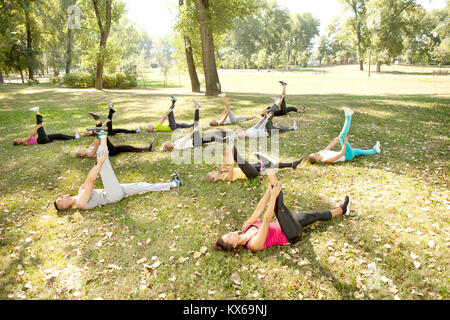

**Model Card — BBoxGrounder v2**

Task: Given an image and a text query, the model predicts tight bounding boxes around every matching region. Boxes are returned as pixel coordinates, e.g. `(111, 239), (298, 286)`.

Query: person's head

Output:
(54, 195), (73, 211)
(213, 231), (242, 252)
(160, 141), (174, 152)
(13, 138), (24, 145)
(76, 149), (88, 158)
(261, 109), (268, 117)
(206, 171), (220, 182)
(306, 152), (321, 164)
(209, 120), (218, 127)
(146, 124), (155, 133)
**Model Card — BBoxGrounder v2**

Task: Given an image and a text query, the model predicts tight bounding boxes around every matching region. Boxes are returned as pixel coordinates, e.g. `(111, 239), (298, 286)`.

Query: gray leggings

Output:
(224, 110), (247, 125)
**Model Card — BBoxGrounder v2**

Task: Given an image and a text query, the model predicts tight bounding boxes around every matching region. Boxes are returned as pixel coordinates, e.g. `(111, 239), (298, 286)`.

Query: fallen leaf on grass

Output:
(413, 261), (421, 269)
(193, 252), (201, 259)
(231, 272), (241, 285)
(136, 257), (147, 264)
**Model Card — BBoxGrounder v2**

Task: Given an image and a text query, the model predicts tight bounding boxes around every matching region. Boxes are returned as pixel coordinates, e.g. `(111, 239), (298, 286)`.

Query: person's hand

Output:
(97, 151), (108, 164)
(270, 183), (282, 198)
(344, 136), (349, 144)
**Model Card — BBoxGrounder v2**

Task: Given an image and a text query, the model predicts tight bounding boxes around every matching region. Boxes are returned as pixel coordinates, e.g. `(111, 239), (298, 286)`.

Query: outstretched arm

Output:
(23, 124), (42, 144)
(248, 183), (282, 250)
(323, 136), (339, 151)
(159, 107), (173, 125)
(176, 127), (196, 149)
(323, 136), (348, 163)
(77, 151), (107, 209)
(222, 142), (236, 182)
(242, 184), (273, 232)
(86, 138), (100, 158)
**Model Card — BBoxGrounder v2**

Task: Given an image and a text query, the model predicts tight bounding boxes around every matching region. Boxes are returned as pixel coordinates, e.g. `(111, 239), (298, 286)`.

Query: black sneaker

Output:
(171, 170), (183, 187)
(340, 196), (350, 216)
(253, 152), (279, 169)
(292, 157), (305, 170)
(88, 112), (100, 120)
(148, 141), (154, 152)
(279, 81), (287, 86)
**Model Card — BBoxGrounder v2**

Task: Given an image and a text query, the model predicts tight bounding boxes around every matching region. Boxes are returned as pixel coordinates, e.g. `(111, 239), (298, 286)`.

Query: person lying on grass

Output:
(54, 130), (182, 211)
(84, 103), (141, 137)
(209, 92), (257, 127)
(206, 138), (303, 182)
(13, 107), (80, 146)
(305, 108), (381, 164)
(237, 102), (297, 139)
(260, 81), (305, 117)
(76, 131), (154, 158)
(146, 96), (195, 133)
(213, 166), (350, 252)
(160, 100), (220, 151)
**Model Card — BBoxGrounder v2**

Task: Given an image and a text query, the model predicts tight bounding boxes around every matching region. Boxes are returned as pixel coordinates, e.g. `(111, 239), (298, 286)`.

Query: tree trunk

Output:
(66, 26), (73, 74)
(376, 60), (381, 73)
(93, 0), (112, 90)
(53, 68), (60, 76)
(194, 0), (221, 96)
(24, 8), (34, 80)
(20, 70), (24, 83)
(0, 70), (4, 84)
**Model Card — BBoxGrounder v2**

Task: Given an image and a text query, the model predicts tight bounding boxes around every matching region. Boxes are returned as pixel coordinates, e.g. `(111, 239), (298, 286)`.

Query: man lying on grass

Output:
(209, 92), (257, 127)
(13, 107), (80, 146)
(54, 130), (182, 211)
(206, 138), (303, 182)
(214, 162), (349, 252)
(146, 96), (195, 133)
(304, 108), (381, 164)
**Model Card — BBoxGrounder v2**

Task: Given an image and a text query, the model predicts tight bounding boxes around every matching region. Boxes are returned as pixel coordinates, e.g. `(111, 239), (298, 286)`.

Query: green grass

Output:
(0, 65), (449, 300)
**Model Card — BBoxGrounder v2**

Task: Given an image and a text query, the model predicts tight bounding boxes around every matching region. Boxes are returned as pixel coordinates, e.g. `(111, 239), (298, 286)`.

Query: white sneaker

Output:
(136, 127), (142, 133)
(75, 131), (80, 139)
(374, 141), (381, 153)
(292, 120), (297, 131)
(29, 107), (39, 113)
(193, 99), (201, 109)
(343, 107), (354, 117)
(254, 111), (258, 118)
(218, 93), (226, 98)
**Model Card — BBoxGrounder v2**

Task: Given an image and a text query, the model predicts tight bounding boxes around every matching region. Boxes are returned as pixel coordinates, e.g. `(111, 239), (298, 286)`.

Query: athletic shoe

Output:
(171, 96), (177, 104)
(292, 158), (305, 170)
(192, 99), (201, 109)
(99, 130), (108, 139)
(75, 131), (80, 139)
(29, 107), (39, 113)
(170, 170), (183, 187)
(109, 102), (116, 113)
(218, 93), (226, 98)
(148, 141), (154, 152)
(253, 152), (279, 169)
(136, 127), (142, 133)
(279, 81), (287, 86)
(88, 112), (100, 120)
(343, 107), (354, 117)
(340, 196), (350, 216)
(293, 120), (297, 131)
(374, 141), (381, 153)
(254, 111), (258, 118)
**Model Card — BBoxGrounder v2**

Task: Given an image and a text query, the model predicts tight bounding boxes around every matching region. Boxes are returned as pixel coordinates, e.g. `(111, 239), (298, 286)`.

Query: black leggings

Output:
(266, 98), (297, 117)
(36, 115), (75, 144)
(274, 191), (332, 244)
(106, 138), (151, 157)
(168, 108), (194, 131)
(231, 146), (296, 180)
(97, 109), (138, 136)
(191, 109), (216, 147)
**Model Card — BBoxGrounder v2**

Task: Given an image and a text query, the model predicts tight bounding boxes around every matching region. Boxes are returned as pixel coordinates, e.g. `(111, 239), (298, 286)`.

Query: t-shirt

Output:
(174, 138), (193, 150)
(76, 188), (109, 210)
(246, 128), (268, 139)
(27, 137), (38, 145)
(319, 150), (345, 163)
(223, 168), (247, 181)
(154, 122), (172, 132)
(243, 221), (289, 249)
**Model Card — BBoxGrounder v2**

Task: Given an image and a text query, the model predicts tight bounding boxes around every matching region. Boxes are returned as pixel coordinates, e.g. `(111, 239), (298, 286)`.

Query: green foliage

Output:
(62, 71), (136, 88)
(62, 71), (93, 88)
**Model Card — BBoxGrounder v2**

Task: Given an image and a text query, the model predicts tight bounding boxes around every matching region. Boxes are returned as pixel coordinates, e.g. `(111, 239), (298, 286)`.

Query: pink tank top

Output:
(27, 137), (38, 145)
(243, 220), (288, 249)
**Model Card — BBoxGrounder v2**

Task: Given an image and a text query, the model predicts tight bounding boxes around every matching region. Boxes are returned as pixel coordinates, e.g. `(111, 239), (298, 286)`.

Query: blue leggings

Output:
(339, 115), (377, 161)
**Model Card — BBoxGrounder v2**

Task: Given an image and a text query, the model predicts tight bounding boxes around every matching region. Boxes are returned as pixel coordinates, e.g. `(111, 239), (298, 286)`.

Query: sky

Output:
(124, 0), (448, 38)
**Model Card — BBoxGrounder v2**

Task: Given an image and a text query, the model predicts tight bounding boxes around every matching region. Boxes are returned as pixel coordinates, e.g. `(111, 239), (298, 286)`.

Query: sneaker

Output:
(253, 111), (258, 118)
(99, 130), (108, 139)
(136, 127), (142, 133)
(253, 152), (279, 169)
(148, 141), (154, 152)
(171, 96), (177, 104)
(75, 131), (80, 139)
(88, 112), (100, 120)
(192, 99), (201, 109)
(29, 107), (39, 113)
(292, 120), (297, 131)
(343, 107), (354, 117)
(340, 196), (350, 216)
(292, 157), (305, 170)
(170, 170), (183, 187)
(279, 81), (287, 86)
(109, 102), (116, 113)
(374, 141), (381, 153)
(218, 93), (226, 98)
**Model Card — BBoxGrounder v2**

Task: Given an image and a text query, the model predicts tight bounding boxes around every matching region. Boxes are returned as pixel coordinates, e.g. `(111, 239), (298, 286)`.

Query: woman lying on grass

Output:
(84, 103), (141, 137)
(261, 81), (305, 117)
(146, 96), (195, 133)
(13, 107), (80, 146)
(209, 93), (257, 127)
(206, 138), (303, 182)
(213, 165), (349, 252)
(54, 130), (182, 211)
(76, 131), (154, 158)
(305, 108), (381, 164)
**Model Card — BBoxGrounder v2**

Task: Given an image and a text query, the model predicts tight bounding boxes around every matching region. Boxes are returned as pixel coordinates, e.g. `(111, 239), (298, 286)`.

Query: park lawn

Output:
(0, 67), (449, 300)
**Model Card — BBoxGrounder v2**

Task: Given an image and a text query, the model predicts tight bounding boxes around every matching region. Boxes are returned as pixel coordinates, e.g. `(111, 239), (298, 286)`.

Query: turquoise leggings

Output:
(339, 115), (377, 161)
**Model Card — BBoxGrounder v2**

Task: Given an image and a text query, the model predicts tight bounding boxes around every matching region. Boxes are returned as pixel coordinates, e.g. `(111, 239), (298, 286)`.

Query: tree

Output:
(288, 12), (320, 66)
(154, 37), (175, 87)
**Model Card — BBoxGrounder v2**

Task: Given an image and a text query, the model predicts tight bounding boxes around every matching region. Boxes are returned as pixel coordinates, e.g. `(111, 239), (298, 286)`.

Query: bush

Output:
(102, 73), (117, 89)
(51, 76), (61, 85)
(63, 72), (93, 88)
(27, 79), (39, 86)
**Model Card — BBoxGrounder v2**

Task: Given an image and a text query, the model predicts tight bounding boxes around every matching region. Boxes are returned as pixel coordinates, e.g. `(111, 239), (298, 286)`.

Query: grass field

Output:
(0, 65), (449, 300)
